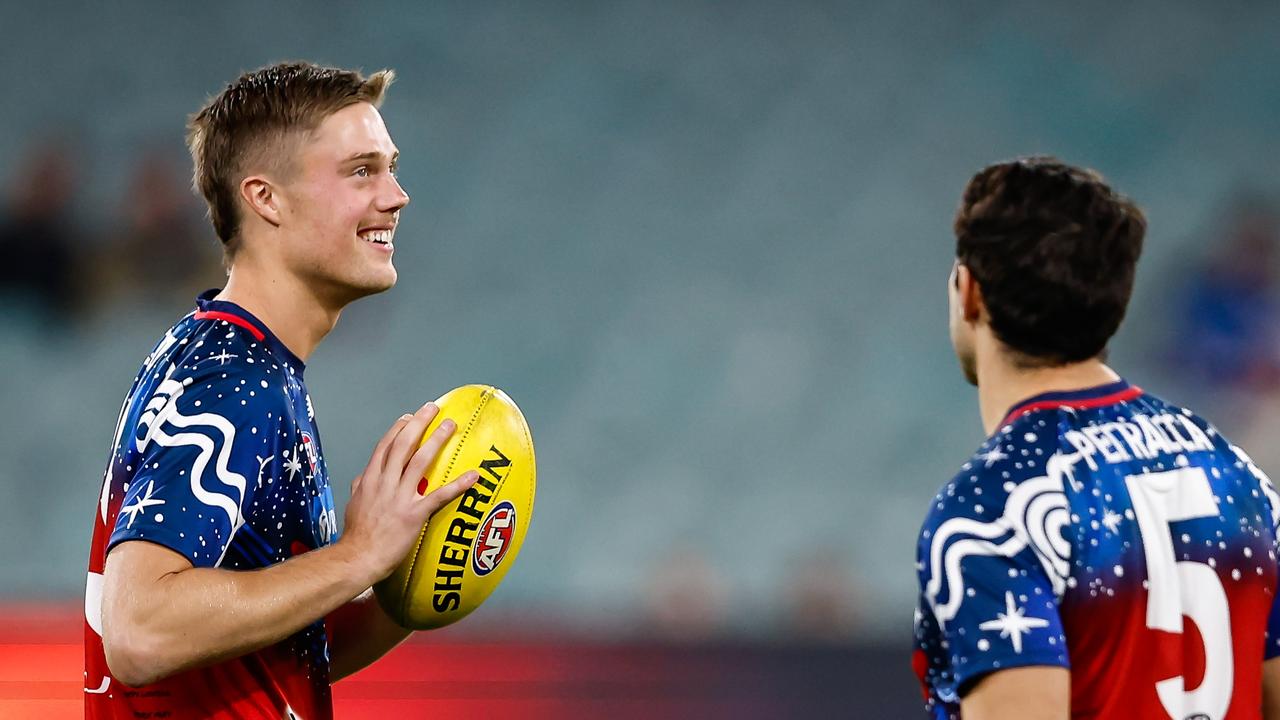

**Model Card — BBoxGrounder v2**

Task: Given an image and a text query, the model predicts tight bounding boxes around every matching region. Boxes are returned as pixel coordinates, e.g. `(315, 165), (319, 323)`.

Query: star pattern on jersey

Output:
(211, 349), (239, 365)
(978, 447), (1008, 467)
(1101, 508), (1123, 533)
(283, 449), (303, 482)
(979, 591), (1049, 654)
(119, 479), (166, 528)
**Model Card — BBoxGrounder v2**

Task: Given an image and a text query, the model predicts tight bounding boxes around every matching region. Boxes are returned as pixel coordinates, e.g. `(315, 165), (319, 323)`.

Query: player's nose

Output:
(379, 174), (410, 213)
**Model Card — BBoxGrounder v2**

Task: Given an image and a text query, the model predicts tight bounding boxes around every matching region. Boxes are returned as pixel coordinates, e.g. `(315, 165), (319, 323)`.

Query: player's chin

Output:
(343, 266), (398, 299)
(366, 266), (398, 294)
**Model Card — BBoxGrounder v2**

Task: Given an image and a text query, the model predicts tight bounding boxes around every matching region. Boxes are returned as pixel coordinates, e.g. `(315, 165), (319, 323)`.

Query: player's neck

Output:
(215, 262), (342, 363)
(975, 345), (1121, 436)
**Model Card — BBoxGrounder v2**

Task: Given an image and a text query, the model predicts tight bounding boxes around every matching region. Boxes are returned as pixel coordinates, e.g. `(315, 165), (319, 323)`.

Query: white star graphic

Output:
(977, 447), (1008, 467)
(978, 591), (1049, 654)
(1101, 509), (1123, 534)
(210, 349), (238, 365)
(119, 479), (166, 528)
(283, 449), (303, 482)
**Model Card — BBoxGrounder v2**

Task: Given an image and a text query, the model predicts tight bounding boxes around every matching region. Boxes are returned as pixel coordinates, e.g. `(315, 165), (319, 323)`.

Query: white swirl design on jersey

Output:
(926, 456), (1076, 626)
(99, 334), (184, 524)
(135, 364), (248, 564)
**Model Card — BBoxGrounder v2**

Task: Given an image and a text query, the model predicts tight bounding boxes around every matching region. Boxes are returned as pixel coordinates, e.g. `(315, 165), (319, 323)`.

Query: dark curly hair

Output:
(954, 157), (1147, 366)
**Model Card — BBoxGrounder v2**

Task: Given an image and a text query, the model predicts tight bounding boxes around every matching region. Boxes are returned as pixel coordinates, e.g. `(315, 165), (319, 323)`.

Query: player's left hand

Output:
(341, 403), (478, 585)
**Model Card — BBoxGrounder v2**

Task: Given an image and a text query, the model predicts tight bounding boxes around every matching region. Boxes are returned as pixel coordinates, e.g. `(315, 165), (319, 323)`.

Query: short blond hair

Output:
(187, 61), (394, 257)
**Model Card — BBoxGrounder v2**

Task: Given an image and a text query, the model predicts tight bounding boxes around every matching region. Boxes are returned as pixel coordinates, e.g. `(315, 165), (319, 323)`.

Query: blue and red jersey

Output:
(85, 291), (339, 719)
(914, 380), (1280, 719)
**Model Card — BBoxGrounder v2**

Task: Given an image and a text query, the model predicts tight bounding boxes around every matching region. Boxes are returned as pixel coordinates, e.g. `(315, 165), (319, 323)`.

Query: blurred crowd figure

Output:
(0, 135), (221, 326)
(95, 148), (223, 308)
(779, 548), (863, 641)
(0, 138), (82, 320)
(642, 543), (863, 642)
(643, 544), (731, 640)
(1170, 194), (1280, 477)
(1174, 195), (1280, 392)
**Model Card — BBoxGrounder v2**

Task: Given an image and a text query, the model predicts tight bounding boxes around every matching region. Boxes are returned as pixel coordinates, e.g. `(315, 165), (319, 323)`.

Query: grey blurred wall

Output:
(2, 0), (1280, 638)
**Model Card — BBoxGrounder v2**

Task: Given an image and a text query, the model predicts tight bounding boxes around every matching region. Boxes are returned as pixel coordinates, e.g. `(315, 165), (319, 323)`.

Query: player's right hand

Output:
(341, 402), (479, 584)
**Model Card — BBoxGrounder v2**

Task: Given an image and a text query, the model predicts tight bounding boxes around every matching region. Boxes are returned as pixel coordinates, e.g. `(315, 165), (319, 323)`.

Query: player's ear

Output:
(955, 264), (986, 323)
(239, 175), (283, 229)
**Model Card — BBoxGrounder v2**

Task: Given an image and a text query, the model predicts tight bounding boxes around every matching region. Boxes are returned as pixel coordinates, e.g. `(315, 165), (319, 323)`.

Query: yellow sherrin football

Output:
(374, 384), (536, 629)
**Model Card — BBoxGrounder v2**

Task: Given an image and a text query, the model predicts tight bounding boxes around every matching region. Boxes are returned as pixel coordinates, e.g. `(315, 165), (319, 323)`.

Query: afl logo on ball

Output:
(472, 501), (516, 577)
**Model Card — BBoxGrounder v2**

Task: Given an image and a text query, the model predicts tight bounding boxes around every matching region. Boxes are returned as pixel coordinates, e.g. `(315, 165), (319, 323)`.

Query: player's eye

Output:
(354, 166), (370, 178)
(389, 162), (399, 177)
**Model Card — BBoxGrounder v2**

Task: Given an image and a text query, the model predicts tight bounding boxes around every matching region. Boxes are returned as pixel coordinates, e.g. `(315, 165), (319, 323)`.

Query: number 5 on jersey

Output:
(1127, 467), (1230, 720)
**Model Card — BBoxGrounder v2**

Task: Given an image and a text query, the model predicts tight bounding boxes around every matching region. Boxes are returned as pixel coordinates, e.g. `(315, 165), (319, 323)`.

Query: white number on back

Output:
(1126, 467), (1231, 720)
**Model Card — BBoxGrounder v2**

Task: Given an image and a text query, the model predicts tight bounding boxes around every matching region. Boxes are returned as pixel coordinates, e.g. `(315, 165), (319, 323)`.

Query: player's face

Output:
(949, 262), (978, 386)
(281, 102), (409, 304)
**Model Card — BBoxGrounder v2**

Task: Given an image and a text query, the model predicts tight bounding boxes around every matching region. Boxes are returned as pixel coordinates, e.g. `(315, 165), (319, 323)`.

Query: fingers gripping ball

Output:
(375, 385), (536, 629)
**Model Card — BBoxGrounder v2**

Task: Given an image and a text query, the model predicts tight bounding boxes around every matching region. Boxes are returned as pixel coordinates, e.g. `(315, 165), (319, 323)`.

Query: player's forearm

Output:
(103, 540), (377, 686)
(1264, 657), (1280, 719)
(326, 588), (413, 682)
(960, 666), (1069, 720)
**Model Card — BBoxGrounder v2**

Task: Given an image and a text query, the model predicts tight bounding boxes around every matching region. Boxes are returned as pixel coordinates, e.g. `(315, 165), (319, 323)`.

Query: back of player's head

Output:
(187, 61), (395, 256)
(954, 157), (1146, 366)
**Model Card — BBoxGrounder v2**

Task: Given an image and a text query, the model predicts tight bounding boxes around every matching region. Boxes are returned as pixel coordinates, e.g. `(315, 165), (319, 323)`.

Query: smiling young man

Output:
(84, 62), (478, 719)
(913, 157), (1280, 719)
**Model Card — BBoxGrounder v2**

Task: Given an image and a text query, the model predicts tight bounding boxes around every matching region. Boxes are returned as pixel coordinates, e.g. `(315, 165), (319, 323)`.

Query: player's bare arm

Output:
(1264, 658), (1280, 719)
(101, 403), (478, 686)
(960, 666), (1070, 720)
(325, 586), (414, 682)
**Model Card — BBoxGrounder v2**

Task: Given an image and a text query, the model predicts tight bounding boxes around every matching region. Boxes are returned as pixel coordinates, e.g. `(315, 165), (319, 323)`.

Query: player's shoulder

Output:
(125, 296), (309, 445)
(918, 414), (1076, 622)
(1149, 394), (1273, 476)
(1158, 394), (1280, 527)
(159, 295), (300, 389)
(1140, 393), (1233, 454)
(918, 414), (1076, 586)
(165, 292), (301, 378)
(923, 415), (1064, 534)
(182, 319), (287, 377)
(133, 322), (292, 418)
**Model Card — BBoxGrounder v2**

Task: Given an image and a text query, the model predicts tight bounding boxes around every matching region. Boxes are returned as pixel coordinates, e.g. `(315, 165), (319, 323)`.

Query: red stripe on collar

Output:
(1001, 386), (1144, 427)
(194, 310), (266, 342)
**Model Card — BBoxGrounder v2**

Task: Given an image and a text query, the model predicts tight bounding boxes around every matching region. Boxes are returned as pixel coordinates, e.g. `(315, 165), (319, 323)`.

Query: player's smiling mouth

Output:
(358, 226), (395, 249)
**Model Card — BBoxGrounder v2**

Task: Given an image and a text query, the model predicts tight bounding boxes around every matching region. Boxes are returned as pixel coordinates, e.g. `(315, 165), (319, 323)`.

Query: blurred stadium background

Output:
(3, 0), (1280, 716)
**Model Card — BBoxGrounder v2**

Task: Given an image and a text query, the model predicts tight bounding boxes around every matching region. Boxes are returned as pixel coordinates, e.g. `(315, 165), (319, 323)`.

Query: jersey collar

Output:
(194, 289), (306, 375)
(1000, 379), (1143, 428)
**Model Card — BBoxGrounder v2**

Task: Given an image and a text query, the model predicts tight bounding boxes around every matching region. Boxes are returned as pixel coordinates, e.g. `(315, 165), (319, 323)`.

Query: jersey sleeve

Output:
(108, 364), (288, 567)
(1235, 443), (1280, 660)
(914, 434), (1072, 701)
